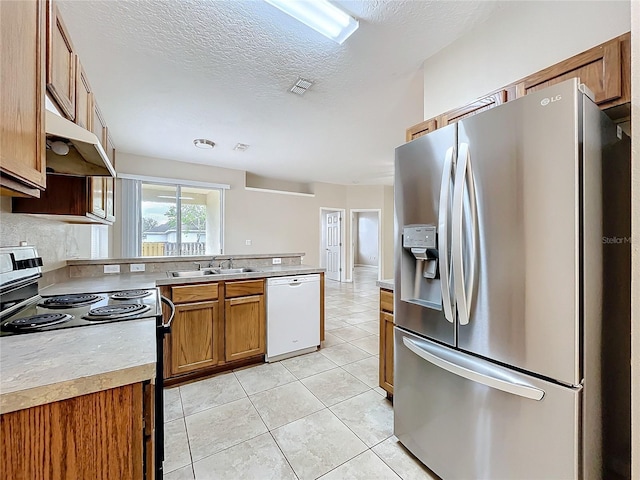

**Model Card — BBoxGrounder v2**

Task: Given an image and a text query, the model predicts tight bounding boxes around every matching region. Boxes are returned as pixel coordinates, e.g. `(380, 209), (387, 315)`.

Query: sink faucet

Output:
(219, 257), (234, 269)
(193, 262), (202, 271)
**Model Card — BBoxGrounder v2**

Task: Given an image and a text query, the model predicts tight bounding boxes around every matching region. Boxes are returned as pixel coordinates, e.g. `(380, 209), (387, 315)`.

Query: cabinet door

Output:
(46, 1), (76, 119)
(405, 118), (437, 142)
(171, 301), (220, 375)
(0, 0), (46, 192)
(75, 57), (92, 129)
(0, 383), (144, 479)
(104, 176), (115, 222)
(379, 311), (395, 395)
(516, 35), (623, 105)
(90, 177), (106, 218)
(107, 132), (116, 166)
(92, 100), (107, 147)
(438, 89), (510, 127)
(225, 295), (265, 362)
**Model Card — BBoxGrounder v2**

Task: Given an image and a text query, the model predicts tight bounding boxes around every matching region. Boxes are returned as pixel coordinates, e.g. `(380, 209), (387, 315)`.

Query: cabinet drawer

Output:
(380, 289), (394, 313)
(171, 283), (219, 304)
(225, 280), (264, 298)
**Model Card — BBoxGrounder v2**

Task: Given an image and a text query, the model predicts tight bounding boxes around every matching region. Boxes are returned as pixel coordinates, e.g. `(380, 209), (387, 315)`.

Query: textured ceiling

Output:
(58, 0), (504, 185)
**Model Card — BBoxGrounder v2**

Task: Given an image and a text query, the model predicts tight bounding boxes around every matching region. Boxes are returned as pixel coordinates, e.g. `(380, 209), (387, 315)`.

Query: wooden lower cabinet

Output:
(168, 283), (222, 377)
(164, 280), (266, 382)
(0, 382), (149, 479)
(379, 288), (395, 397)
(171, 300), (221, 375)
(225, 294), (265, 362)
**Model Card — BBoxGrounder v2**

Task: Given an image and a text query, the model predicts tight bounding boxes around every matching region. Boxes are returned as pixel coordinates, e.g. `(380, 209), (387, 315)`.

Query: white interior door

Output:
(325, 212), (341, 281)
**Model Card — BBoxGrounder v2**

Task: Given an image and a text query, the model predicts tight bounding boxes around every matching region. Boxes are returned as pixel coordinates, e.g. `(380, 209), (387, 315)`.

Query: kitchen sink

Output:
(215, 268), (255, 274)
(169, 267), (256, 277)
(169, 269), (218, 277)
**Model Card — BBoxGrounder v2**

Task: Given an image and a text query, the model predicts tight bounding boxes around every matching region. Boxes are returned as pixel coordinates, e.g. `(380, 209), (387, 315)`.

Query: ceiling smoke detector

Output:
(234, 143), (250, 152)
(193, 138), (215, 149)
(290, 78), (314, 96)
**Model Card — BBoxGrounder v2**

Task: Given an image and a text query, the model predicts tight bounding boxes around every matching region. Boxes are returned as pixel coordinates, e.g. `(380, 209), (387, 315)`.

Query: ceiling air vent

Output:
(234, 143), (250, 152)
(290, 78), (314, 96)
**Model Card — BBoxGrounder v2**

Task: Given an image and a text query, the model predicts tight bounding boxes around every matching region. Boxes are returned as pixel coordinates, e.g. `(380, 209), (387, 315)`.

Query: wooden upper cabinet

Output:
(0, 0), (46, 194)
(12, 174), (114, 224)
(515, 34), (626, 106)
(106, 133), (116, 166)
(438, 88), (512, 127)
(75, 57), (92, 130)
(104, 176), (115, 222)
(90, 176), (106, 218)
(92, 100), (107, 147)
(406, 118), (437, 142)
(46, 1), (76, 119)
(404, 32), (629, 142)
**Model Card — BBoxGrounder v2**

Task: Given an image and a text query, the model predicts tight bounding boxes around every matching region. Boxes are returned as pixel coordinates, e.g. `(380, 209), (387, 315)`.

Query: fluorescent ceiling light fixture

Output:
(265, 0), (359, 44)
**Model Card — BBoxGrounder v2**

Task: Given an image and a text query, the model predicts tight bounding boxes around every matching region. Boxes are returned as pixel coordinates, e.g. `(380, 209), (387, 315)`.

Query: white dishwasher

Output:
(266, 274), (320, 362)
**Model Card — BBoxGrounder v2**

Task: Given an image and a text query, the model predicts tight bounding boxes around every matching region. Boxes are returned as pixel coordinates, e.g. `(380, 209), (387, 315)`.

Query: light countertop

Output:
(3, 265), (325, 413)
(66, 252), (306, 265)
(42, 265), (325, 294)
(0, 319), (156, 414)
(377, 279), (394, 291)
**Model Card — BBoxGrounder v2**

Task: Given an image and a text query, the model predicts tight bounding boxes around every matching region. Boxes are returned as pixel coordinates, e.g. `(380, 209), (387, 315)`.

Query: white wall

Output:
(630, 1), (639, 477)
(423, 1), (631, 119)
(114, 153), (397, 277)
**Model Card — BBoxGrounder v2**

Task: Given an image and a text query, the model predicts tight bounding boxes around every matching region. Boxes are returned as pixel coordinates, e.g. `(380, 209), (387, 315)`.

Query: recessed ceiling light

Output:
(290, 77), (314, 95)
(193, 138), (215, 149)
(264, 0), (359, 44)
(234, 143), (250, 152)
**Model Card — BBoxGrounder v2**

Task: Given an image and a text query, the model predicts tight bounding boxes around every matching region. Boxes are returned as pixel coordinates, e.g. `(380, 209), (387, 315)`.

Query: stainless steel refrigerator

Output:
(393, 78), (631, 479)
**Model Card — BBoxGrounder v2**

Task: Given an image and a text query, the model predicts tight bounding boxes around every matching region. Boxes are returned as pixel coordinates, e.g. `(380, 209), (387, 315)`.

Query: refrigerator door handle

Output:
(452, 143), (478, 325)
(438, 146), (455, 323)
(403, 337), (545, 401)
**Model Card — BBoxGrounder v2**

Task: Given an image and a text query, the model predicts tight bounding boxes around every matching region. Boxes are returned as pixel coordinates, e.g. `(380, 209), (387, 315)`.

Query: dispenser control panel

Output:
(403, 225), (436, 249)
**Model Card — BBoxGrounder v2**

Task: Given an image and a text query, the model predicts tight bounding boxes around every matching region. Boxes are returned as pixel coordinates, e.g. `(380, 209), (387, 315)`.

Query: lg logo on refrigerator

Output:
(540, 95), (562, 106)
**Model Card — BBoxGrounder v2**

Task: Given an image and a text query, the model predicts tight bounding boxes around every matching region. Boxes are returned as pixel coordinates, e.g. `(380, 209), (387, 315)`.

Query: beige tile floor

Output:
(163, 267), (439, 480)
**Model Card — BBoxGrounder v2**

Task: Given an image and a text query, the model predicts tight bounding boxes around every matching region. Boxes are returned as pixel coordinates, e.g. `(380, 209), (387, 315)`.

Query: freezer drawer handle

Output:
(438, 146), (455, 323)
(403, 337), (545, 401)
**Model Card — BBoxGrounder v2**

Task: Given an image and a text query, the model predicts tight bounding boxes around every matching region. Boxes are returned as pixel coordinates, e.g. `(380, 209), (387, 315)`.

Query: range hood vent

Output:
(45, 110), (115, 177)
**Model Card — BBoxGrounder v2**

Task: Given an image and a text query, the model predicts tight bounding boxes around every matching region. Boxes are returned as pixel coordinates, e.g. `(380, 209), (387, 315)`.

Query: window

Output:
(120, 176), (226, 257)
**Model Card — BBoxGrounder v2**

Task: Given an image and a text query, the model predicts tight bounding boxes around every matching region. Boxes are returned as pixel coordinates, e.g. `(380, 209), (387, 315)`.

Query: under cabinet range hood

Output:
(45, 110), (115, 177)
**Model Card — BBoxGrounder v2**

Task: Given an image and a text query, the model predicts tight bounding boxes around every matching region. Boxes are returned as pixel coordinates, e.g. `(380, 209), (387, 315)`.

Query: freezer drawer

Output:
(394, 328), (581, 480)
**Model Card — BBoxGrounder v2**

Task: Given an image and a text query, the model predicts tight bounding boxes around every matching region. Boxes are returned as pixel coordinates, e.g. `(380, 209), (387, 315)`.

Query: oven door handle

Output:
(160, 295), (175, 333)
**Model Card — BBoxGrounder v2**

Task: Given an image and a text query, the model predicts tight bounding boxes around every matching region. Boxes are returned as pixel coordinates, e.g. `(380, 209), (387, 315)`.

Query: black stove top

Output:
(0, 288), (162, 336)
(39, 293), (103, 309)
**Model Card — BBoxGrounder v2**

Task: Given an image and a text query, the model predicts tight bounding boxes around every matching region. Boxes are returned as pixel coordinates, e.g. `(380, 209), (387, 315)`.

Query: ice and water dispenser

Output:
(401, 224), (443, 309)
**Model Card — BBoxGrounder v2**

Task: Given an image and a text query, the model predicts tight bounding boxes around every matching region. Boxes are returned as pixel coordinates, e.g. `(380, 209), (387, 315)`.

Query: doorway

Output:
(319, 208), (345, 282)
(350, 209), (382, 282)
